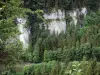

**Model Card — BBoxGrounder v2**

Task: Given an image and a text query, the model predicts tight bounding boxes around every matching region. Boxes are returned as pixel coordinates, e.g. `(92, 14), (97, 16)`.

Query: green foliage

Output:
(65, 61), (83, 75)
(0, 19), (19, 40)
(43, 50), (50, 62)
(23, 61), (64, 75)
(49, 61), (61, 75)
(21, 52), (33, 62)
(85, 11), (100, 26)
(0, 15), (23, 68)
(42, 43), (100, 62)
(26, 10), (100, 64)
(65, 60), (100, 75)
(33, 51), (39, 63)
(0, 0), (30, 69)
(33, 43), (40, 63)
(1, 0), (31, 18)
(0, 0), (100, 75)
(24, 0), (100, 11)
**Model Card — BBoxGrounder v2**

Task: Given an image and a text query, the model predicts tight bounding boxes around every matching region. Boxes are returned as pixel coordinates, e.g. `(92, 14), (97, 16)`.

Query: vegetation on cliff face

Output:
(24, 0), (100, 11)
(0, 0), (100, 75)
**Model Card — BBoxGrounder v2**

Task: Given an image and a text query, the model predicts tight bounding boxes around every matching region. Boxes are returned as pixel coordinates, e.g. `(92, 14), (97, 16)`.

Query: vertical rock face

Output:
(81, 7), (87, 16)
(43, 7), (87, 34)
(16, 18), (30, 48)
(44, 9), (66, 34)
(69, 7), (87, 26)
(0, 8), (2, 10)
(69, 10), (78, 25)
(15, 8), (87, 47)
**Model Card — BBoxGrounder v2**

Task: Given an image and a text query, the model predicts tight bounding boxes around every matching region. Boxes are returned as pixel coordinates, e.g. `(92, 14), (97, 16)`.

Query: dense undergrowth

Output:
(1, 60), (100, 75)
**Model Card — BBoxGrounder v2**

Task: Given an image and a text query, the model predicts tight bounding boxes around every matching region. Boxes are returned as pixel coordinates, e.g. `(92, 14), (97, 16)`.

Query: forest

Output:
(0, 0), (100, 75)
